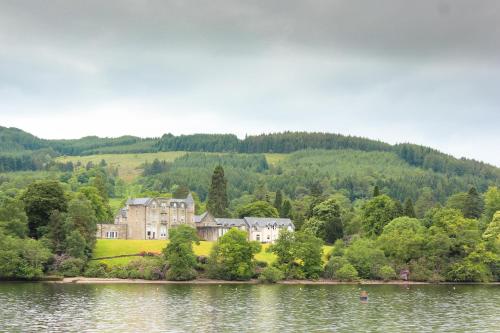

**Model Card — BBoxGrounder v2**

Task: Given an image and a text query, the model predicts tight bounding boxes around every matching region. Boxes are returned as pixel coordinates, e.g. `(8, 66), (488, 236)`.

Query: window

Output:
(160, 226), (167, 237)
(256, 234), (261, 241)
(106, 231), (118, 239)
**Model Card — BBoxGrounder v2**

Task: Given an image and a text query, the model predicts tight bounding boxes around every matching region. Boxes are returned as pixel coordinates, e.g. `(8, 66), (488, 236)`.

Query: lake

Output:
(0, 283), (498, 332)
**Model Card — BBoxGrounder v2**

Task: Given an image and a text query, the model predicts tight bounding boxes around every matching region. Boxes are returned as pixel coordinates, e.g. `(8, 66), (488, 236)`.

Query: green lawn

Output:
(93, 239), (331, 267)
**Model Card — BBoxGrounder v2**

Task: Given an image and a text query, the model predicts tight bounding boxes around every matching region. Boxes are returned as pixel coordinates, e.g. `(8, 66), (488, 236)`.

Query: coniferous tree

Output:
(463, 187), (483, 219)
(403, 198), (416, 218)
(373, 185), (380, 197)
(207, 165), (229, 217)
(274, 190), (283, 213)
(281, 199), (292, 218)
(394, 200), (404, 217)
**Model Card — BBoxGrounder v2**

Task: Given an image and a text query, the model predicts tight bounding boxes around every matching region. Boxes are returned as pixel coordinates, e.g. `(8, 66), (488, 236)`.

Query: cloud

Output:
(0, 0), (499, 166)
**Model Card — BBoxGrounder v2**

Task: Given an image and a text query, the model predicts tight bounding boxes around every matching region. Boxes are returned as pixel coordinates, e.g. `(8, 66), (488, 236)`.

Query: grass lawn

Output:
(93, 239), (331, 267)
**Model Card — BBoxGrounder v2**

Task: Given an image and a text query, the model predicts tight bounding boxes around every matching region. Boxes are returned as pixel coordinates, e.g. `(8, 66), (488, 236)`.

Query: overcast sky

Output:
(1, 0), (499, 165)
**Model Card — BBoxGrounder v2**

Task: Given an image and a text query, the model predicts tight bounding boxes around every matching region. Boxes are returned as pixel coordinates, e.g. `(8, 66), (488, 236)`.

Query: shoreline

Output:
(41, 277), (500, 285)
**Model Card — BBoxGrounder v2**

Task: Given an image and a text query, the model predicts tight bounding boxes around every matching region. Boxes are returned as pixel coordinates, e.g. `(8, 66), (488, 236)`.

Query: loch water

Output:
(0, 283), (499, 332)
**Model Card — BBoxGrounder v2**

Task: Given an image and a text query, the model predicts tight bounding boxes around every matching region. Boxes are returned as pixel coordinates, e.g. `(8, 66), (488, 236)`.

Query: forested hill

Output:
(0, 126), (499, 184)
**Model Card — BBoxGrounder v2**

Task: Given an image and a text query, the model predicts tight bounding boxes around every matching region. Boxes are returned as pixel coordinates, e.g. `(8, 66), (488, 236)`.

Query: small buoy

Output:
(360, 290), (368, 303)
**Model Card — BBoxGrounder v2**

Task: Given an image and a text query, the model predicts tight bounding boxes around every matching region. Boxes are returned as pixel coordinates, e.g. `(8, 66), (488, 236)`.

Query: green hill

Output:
(0, 126), (499, 204)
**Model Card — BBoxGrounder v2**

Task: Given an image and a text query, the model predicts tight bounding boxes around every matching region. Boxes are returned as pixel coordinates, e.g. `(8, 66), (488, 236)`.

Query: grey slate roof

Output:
(185, 192), (194, 204)
(215, 218), (247, 227)
(126, 198), (153, 206)
(194, 212), (208, 223)
(243, 217), (294, 228)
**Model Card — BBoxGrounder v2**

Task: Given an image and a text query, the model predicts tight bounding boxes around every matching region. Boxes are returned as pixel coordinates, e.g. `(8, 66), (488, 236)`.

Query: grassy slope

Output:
(93, 239), (332, 266)
(57, 152), (287, 183)
(56, 151), (186, 182)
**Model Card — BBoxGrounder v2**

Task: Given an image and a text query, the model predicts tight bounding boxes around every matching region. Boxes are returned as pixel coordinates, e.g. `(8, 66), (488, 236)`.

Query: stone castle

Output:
(96, 194), (294, 243)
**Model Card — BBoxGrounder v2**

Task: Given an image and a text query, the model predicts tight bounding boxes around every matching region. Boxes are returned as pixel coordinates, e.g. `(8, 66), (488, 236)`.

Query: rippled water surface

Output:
(0, 283), (499, 332)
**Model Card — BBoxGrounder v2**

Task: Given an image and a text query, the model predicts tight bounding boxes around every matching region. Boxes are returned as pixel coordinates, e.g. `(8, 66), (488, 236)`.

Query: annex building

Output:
(96, 194), (294, 243)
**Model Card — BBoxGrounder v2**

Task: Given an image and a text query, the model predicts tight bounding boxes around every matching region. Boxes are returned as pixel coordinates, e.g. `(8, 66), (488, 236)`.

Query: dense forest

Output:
(1, 127), (499, 185)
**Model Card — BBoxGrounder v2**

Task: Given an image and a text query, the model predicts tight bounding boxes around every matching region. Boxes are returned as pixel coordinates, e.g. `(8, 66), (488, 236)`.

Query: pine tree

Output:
(403, 198), (416, 218)
(373, 185), (380, 197)
(281, 199), (292, 218)
(207, 165), (229, 217)
(274, 190), (283, 213)
(463, 187), (483, 219)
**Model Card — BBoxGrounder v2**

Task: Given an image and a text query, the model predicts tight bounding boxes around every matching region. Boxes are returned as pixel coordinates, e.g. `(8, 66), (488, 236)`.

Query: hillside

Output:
(1, 126), (499, 205)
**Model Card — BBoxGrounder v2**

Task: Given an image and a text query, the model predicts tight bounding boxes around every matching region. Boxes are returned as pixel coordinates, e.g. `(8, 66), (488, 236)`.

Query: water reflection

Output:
(0, 283), (498, 332)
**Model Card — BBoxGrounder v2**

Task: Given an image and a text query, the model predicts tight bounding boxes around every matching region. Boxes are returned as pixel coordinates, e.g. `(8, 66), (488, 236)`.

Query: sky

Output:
(1, 0), (499, 166)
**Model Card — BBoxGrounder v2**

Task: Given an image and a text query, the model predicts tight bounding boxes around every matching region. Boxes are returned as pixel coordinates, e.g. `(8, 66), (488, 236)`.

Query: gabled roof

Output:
(185, 192), (194, 204)
(194, 211), (208, 223)
(243, 217), (294, 228)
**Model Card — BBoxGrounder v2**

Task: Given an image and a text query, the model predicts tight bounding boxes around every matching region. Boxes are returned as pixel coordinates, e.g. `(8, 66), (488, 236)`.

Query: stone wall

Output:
(96, 223), (128, 239)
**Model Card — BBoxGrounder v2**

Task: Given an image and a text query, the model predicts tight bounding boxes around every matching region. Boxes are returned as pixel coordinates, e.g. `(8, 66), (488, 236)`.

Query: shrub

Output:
(335, 263), (359, 281)
(84, 261), (109, 278)
(196, 256), (208, 264)
(125, 258), (166, 280)
(208, 228), (261, 281)
(163, 225), (199, 281)
(58, 257), (86, 277)
(109, 266), (130, 279)
(344, 238), (387, 279)
(447, 260), (493, 282)
(258, 266), (285, 283)
(323, 256), (350, 279)
(378, 265), (396, 281)
(255, 260), (268, 268)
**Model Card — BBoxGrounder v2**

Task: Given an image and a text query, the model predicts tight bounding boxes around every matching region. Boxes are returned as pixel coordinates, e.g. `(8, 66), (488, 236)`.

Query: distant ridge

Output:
(0, 126), (499, 181)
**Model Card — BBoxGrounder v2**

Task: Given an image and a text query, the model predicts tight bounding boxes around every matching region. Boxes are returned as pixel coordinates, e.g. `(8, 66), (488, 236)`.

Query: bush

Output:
(378, 265), (396, 281)
(84, 261), (109, 278)
(109, 265), (130, 279)
(126, 258), (166, 280)
(58, 257), (86, 277)
(344, 238), (387, 279)
(163, 225), (198, 281)
(255, 260), (268, 268)
(323, 256), (350, 279)
(196, 256), (208, 264)
(258, 266), (285, 283)
(208, 228), (261, 281)
(335, 263), (359, 281)
(447, 260), (493, 282)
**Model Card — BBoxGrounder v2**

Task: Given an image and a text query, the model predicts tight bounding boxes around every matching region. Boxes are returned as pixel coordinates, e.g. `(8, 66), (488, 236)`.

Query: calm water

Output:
(0, 283), (499, 332)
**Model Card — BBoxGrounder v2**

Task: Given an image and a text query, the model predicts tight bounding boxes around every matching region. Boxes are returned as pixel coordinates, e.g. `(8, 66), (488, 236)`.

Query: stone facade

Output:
(96, 223), (128, 239)
(97, 194), (195, 240)
(97, 194), (295, 243)
(194, 213), (294, 243)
